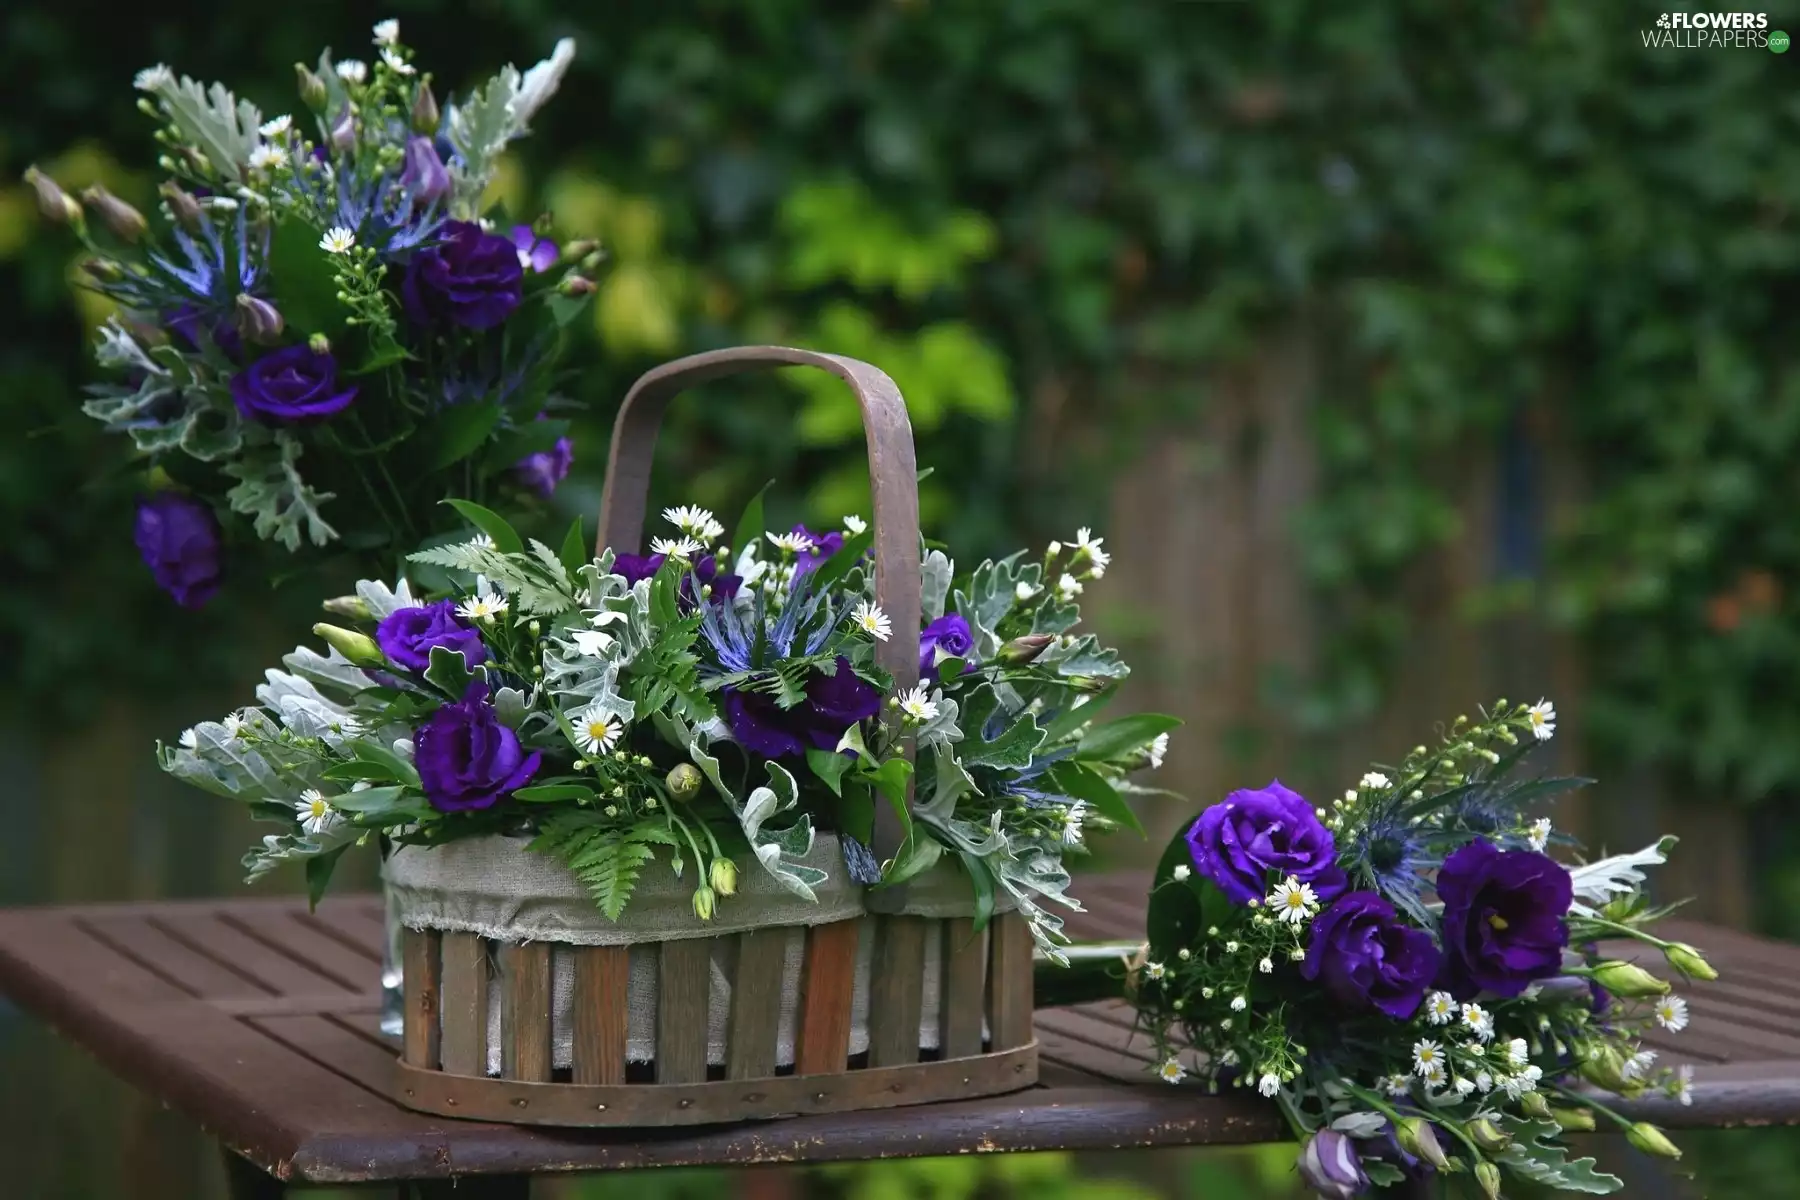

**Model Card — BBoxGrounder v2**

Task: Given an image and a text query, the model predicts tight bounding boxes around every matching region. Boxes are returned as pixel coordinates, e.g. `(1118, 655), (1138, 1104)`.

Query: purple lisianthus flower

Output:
(790, 524), (845, 577)
(1297, 1130), (1367, 1200)
(515, 414), (573, 498)
(612, 552), (666, 585)
(401, 220), (523, 330)
(919, 613), (975, 675)
(512, 225), (557, 273)
(1184, 781), (1347, 906)
(375, 600), (489, 671)
(1436, 840), (1572, 999)
(230, 344), (357, 422)
(134, 492), (223, 609)
(400, 136), (450, 205)
(415, 684), (541, 812)
(722, 656), (882, 758)
(1301, 890), (1440, 1019)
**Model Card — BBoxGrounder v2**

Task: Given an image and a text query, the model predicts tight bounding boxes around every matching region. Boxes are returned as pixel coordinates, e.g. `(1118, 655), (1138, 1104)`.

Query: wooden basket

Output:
(391, 346), (1039, 1127)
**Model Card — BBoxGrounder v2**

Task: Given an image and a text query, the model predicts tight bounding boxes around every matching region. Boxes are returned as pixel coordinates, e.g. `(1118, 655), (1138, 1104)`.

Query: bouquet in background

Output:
(161, 499), (1180, 954)
(1134, 702), (1713, 1197)
(24, 19), (596, 608)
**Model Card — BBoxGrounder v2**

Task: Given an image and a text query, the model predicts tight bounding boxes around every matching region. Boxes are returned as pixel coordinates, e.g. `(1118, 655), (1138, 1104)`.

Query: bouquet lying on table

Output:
(160, 501), (1179, 957)
(25, 19), (593, 608)
(1134, 702), (1712, 1197)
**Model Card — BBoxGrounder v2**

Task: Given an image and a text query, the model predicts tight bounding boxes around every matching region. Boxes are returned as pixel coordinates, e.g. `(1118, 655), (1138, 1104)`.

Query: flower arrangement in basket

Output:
(1127, 701), (1712, 1197)
(24, 19), (592, 607)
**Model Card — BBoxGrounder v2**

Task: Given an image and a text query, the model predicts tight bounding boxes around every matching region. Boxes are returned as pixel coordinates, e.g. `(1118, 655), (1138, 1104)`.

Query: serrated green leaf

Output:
(423, 643), (476, 698)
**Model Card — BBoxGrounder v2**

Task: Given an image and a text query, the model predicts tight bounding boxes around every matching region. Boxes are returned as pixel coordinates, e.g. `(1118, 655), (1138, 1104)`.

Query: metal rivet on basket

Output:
(678, 1099), (693, 1109)
(962, 1077), (971, 1085)
(744, 1092), (764, 1103)
(513, 1098), (528, 1108)
(814, 1091), (827, 1103)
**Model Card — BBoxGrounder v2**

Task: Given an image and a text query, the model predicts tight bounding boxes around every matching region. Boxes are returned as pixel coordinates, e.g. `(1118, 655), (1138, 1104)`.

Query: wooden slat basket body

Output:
(388, 347), (1038, 1127)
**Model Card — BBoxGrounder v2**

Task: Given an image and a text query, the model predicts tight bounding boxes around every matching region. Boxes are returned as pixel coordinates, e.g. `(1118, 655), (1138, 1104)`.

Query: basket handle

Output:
(597, 346), (922, 902)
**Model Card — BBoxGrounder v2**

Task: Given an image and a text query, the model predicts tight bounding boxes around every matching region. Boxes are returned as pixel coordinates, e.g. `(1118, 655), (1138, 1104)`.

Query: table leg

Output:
(221, 1149), (284, 1199)
(409, 1179), (531, 1199)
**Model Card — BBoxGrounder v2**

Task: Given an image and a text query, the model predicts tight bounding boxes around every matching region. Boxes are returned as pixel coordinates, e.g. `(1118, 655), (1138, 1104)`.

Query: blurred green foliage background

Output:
(1, 0), (1797, 1196)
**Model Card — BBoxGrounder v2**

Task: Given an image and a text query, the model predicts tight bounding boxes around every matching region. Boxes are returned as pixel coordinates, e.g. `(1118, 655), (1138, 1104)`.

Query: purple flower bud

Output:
(556, 274), (596, 297)
(134, 492), (223, 609)
(330, 108), (356, 152)
(401, 136), (449, 205)
(515, 412), (574, 498)
(1296, 1131), (1368, 1199)
(233, 293), (285, 344)
(81, 183), (146, 242)
(998, 633), (1055, 665)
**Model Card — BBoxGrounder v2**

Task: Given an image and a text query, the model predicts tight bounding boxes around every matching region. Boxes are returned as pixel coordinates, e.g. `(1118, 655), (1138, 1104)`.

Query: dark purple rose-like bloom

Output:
(613, 552), (665, 585)
(415, 684), (541, 812)
(375, 600), (489, 671)
(1185, 781), (1348, 906)
(608, 551), (741, 606)
(134, 492), (223, 609)
(790, 524), (845, 577)
(230, 344), (357, 422)
(1297, 1131), (1368, 1200)
(1301, 890), (1440, 1019)
(919, 613), (975, 675)
(512, 225), (557, 273)
(401, 220), (523, 330)
(400, 136), (450, 205)
(1436, 840), (1573, 999)
(723, 656), (881, 758)
(515, 418), (573, 498)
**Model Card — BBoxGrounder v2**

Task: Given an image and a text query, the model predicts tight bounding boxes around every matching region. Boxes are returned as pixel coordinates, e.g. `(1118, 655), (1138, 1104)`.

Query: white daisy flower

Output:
(765, 530), (814, 554)
(1056, 572), (1083, 600)
(1224, 941), (1240, 954)
(1654, 996), (1689, 1032)
(372, 17), (400, 44)
(178, 728), (198, 749)
(842, 514), (867, 535)
(1148, 732), (1170, 769)
(1088, 562), (1106, 580)
(1289, 947), (1307, 961)
(1623, 1049), (1658, 1081)
(572, 705), (623, 756)
(135, 64), (175, 92)
(1216, 1048), (1239, 1066)
(851, 600), (892, 642)
(1157, 1057), (1186, 1084)
(650, 535), (705, 559)
(1527, 698), (1557, 741)
(258, 114), (293, 138)
(1257, 1073), (1280, 1098)
(1219, 1018), (1232, 1031)
(1015, 581), (1040, 602)
(1423, 991), (1456, 1026)
(1674, 1064), (1694, 1106)
(1171, 864), (1191, 882)
(662, 505), (724, 541)
(1258, 956), (1274, 975)
(896, 683), (938, 723)
(1474, 1071), (1493, 1093)
(1454, 1076), (1477, 1096)
(1230, 995), (1247, 1012)
(1268, 876), (1319, 925)
(1505, 1038), (1530, 1068)
(568, 629), (615, 657)
(295, 790), (339, 836)
(1421, 1062), (1448, 1088)
(1381, 1074), (1412, 1097)
(1059, 801), (1086, 846)
(320, 226), (356, 254)
(1527, 816), (1552, 853)
(248, 143), (288, 171)
(336, 59), (368, 84)
(1143, 961), (1165, 981)
(1072, 527), (1110, 568)
(457, 592), (508, 622)
(1460, 1003), (1494, 1042)
(1411, 1039), (1444, 1076)
(1360, 771), (1391, 790)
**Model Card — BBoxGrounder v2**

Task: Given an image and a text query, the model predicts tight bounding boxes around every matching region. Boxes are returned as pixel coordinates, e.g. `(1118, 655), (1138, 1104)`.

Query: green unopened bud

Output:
(665, 763), (703, 802)
(81, 257), (124, 282)
(23, 166), (82, 225)
(557, 274), (596, 297)
(308, 332), (331, 355)
(1395, 1117), (1450, 1170)
(1068, 674), (1108, 694)
(312, 623), (384, 667)
(691, 886), (715, 921)
(410, 81), (440, 134)
(709, 858), (737, 897)
(1579, 1046), (1632, 1092)
(81, 184), (147, 242)
(998, 633), (1055, 665)
(158, 180), (203, 229)
(1466, 1118), (1510, 1153)
(1664, 942), (1718, 981)
(296, 63), (328, 112)
(1626, 1122), (1681, 1160)
(1551, 1107), (1597, 1132)
(1519, 1090), (1553, 1120)
(1474, 1161), (1502, 1200)
(580, 250), (605, 273)
(1589, 960), (1670, 998)
(561, 238), (599, 261)
(320, 594), (372, 620)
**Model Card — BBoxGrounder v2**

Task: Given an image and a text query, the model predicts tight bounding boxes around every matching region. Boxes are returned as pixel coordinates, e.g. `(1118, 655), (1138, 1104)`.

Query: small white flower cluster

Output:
(662, 505), (725, 544)
(1404, 1031), (1543, 1099)
(1266, 876), (1321, 925)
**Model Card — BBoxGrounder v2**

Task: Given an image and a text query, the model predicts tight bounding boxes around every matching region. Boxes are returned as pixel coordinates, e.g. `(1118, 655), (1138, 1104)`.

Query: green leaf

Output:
(1493, 1117), (1624, 1193)
(1075, 714), (1182, 762)
(265, 217), (348, 344)
(882, 832), (943, 887)
(305, 845), (348, 911)
(546, 292), (591, 328)
(806, 747), (855, 797)
(957, 850), (997, 931)
(485, 418), (571, 472)
(1039, 685), (1120, 743)
(512, 783), (597, 803)
(1049, 761), (1145, 836)
(806, 528), (874, 594)
(936, 656), (967, 683)
(441, 499), (524, 555)
(340, 739), (421, 788)
(559, 515), (589, 577)
(963, 707), (1046, 769)
(426, 403), (505, 470)
(832, 782), (875, 845)
(861, 755), (914, 815)
(733, 479), (774, 559)
(1360, 1163), (1405, 1188)
(322, 760), (408, 785)
(329, 787), (428, 820)
(423, 643), (475, 698)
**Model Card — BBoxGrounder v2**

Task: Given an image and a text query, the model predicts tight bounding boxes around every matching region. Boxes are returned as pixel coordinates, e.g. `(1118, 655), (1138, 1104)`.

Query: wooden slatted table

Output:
(0, 872), (1796, 1196)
